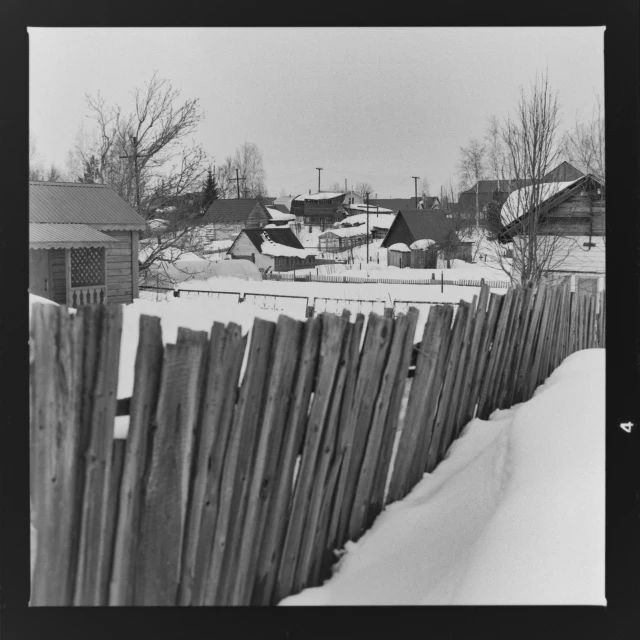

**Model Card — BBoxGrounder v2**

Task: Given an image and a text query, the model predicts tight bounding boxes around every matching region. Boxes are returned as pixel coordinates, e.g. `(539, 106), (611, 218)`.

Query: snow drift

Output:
(280, 349), (605, 606)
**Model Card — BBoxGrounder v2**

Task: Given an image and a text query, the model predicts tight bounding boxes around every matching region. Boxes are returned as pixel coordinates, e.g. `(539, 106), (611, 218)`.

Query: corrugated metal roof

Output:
(29, 223), (123, 248)
(29, 181), (147, 228)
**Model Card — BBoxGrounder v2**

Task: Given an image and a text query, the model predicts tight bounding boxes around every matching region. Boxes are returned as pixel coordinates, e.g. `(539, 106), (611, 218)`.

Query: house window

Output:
(70, 247), (106, 287)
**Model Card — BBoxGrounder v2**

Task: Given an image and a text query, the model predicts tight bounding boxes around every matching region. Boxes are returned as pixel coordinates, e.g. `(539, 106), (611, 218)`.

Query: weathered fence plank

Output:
(334, 314), (395, 549)
(110, 315), (163, 605)
(206, 318), (276, 605)
(230, 316), (304, 605)
(74, 304), (123, 606)
(275, 314), (348, 601)
(134, 329), (208, 606)
(252, 317), (321, 606)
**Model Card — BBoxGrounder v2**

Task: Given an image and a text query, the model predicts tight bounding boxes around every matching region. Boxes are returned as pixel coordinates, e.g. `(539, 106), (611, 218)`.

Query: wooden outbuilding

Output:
(387, 242), (411, 269)
(409, 239), (438, 268)
(29, 181), (146, 306)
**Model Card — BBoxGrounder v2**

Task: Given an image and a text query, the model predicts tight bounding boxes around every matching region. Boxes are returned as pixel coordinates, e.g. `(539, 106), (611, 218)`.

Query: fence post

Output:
(383, 307), (393, 319)
(305, 305), (315, 318)
(441, 271), (444, 293)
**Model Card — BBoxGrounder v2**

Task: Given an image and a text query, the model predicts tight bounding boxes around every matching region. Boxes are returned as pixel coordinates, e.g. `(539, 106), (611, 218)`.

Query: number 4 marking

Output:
(620, 422), (634, 434)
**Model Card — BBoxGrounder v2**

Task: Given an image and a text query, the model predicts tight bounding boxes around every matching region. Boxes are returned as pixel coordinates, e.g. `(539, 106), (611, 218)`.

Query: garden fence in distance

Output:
(29, 280), (604, 605)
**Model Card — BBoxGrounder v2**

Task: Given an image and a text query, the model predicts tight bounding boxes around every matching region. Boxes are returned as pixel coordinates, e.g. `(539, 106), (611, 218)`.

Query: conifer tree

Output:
(202, 166), (219, 210)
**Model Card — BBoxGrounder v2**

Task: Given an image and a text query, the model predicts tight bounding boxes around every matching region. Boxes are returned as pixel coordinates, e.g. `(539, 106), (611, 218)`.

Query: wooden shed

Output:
(29, 181), (147, 306)
(409, 239), (437, 269)
(387, 242), (411, 269)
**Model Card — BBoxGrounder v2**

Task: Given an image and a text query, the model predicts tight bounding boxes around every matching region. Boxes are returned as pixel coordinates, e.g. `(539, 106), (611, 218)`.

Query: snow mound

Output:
(410, 239), (436, 250)
(280, 349), (604, 606)
(388, 243), (411, 252)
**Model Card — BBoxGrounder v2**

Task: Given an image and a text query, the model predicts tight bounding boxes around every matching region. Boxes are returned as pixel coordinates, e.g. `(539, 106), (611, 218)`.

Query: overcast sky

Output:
(29, 27), (604, 199)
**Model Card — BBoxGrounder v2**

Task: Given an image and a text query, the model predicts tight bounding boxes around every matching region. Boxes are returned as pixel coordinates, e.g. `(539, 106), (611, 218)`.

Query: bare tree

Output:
(354, 181), (373, 200)
(561, 94), (604, 182)
(325, 181), (342, 193)
(68, 73), (210, 281)
(419, 176), (431, 201)
(484, 115), (507, 180)
(491, 72), (574, 286)
(457, 139), (486, 233)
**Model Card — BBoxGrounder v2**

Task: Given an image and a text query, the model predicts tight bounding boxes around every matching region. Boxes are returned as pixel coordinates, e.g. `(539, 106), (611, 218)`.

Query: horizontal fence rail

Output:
(264, 271), (511, 288)
(30, 282), (604, 606)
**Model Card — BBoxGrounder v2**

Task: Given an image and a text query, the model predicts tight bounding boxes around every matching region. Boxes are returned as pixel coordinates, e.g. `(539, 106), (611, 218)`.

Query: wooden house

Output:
(290, 191), (363, 230)
(497, 173), (605, 291)
(227, 227), (316, 272)
(29, 181), (146, 306)
(410, 239), (438, 268)
(201, 197), (277, 239)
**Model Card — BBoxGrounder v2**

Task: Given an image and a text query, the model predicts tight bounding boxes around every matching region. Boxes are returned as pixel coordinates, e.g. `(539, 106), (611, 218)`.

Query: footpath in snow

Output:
(280, 349), (605, 606)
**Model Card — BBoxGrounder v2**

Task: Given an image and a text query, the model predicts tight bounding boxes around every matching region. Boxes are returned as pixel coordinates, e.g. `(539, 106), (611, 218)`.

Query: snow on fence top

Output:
(388, 243), (411, 252)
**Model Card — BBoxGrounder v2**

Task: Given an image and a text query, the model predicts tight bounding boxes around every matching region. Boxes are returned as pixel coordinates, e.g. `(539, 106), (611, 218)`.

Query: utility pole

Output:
(316, 167), (323, 193)
(229, 168), (246, 199)
(119, 135), (150, 213)
(412, 176), (419, 210)
(366, 192), (370, 265)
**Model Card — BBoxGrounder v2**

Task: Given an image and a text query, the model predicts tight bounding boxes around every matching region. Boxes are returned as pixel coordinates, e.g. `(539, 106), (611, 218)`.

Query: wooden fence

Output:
(29, 281), (605, 606)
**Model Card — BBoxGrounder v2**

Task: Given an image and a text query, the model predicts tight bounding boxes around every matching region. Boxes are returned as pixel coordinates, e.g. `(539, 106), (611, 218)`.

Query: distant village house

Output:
(227, 227), (316, 272)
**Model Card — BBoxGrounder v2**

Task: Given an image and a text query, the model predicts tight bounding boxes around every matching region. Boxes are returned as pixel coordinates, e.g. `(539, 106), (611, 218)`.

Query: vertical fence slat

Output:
(568, 291), (577, 355)
(476, 289), (512, 419)
(30, 304), (85, 606)
(408, 304), (455, 483)
(252, 317), (321, 606)
(368, 307), (420, 522)
(334, 314), (395, 550)
(455, 286), (490, 427)
(109, 315), (163, 605)
(292, 317), (352, 594)
(73, 304), (122, 606)
(430, 300), (472, 464)
(178, 321), (246, 606)
(321, 314), (365, 580)
(190, 323), (246, 606)
(230, 316), (304, 605)
(466, 293), (502, 418)
(526, 285), (554, 399)
(206, 318), (276, 605)
(134, 329), (208, 606)
(275, 313), (348, 601)
(348, 312), (412, 541)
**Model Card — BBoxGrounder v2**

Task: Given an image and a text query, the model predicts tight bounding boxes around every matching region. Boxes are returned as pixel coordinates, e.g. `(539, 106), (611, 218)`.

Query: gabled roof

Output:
(542, 161), (584, 183)
(203, 198), (271, 224)
(241, 227), (305, 252)
(382, 210), (460, 248)
(294, 192), (346, 201)
(29, 181), (147, 229)
(497, 174), (604, 243)
(460, 179), (516, 195)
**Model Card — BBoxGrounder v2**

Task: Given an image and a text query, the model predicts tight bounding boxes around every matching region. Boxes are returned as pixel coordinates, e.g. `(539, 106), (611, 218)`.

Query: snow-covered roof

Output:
(347, 204), (394, 214)
(500, 179), (581, 224)
(266, 206), (296, 221)
(320, 226), (368, 239)
(260, 232), (316, 258)
(294, 192), (345, 201)
(410, 239), (436, 250)
(388, 242), (411, 252)
(340, 213), (395, 229)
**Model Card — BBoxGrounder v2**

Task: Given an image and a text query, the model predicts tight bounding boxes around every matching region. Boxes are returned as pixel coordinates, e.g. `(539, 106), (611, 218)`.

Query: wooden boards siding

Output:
(103, 230), (133, 304)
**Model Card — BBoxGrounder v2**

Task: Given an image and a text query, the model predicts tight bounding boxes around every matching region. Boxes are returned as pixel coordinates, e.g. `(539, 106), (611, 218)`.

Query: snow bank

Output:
(280, 349), (604, 605)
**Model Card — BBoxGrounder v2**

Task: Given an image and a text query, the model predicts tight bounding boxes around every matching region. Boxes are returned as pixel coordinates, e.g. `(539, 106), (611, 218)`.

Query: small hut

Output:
(410, 238), (437, 269)
(387, 242), (411, 269)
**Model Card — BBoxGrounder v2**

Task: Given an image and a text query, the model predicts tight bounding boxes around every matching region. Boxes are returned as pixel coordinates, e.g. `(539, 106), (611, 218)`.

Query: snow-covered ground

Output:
(280, 349), (605, 606)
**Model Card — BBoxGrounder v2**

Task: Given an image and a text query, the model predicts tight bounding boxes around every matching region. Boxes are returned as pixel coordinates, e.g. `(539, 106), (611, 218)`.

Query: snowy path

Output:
(281, 350), (605, 606)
